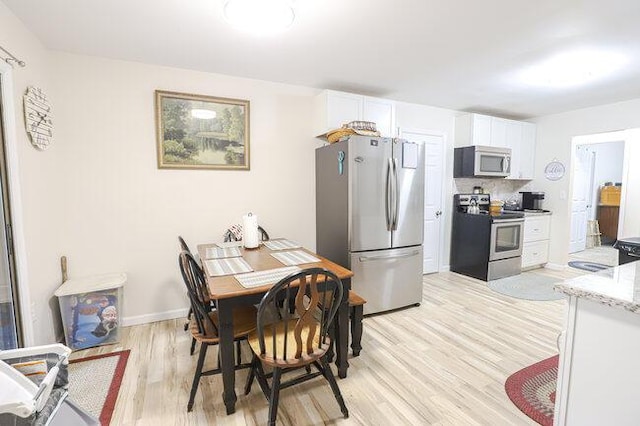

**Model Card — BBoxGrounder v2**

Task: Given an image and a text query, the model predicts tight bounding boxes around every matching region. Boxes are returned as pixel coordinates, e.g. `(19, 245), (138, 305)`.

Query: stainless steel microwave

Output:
(454, 145), (511, 178)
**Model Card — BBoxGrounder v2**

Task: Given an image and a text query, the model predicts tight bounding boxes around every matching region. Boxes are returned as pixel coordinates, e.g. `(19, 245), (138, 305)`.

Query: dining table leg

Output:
(334, 278), (350, 378)
(217, 300), (237, 414)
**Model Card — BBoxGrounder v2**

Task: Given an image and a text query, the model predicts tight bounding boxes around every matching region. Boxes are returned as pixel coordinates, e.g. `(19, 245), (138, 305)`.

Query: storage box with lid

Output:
(54, 273), (126, 350)
(600, 184), (621, 206)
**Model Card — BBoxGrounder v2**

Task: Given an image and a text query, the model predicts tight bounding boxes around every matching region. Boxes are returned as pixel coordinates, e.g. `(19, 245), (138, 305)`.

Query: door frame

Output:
(0, 60), (34, 346)
(569, 130), (627, 253)
(399, 127), (447, 272)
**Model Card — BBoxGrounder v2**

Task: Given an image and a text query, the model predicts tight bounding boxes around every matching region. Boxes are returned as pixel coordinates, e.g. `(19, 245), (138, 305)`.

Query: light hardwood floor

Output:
(70, 267), (589, 425)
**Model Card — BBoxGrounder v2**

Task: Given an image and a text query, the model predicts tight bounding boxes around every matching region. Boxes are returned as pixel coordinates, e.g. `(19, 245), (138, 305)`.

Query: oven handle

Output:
(492, 218), (524, 224)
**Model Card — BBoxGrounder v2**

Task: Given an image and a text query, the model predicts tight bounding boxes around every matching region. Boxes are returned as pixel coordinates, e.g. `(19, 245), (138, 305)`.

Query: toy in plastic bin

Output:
(54, 265), (126, 351)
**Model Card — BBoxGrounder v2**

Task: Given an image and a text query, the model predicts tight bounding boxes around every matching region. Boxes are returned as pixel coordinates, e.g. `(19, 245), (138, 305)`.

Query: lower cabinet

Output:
(522, 214), (551, 269)
(522, 240), (549, 268)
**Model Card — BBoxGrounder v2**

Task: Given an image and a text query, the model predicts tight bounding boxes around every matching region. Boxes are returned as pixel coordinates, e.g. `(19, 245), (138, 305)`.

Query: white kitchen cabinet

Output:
(313, 90), (395, 138)
(522, 214), (551, 269)
(454, 113), (536, 180)
(490, 117), (508, 148)
(555, 297), (640, 425)
(362, 96), (395, 138)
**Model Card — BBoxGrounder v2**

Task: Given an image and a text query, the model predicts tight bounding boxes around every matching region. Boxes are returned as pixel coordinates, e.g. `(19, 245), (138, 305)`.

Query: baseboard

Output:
(545, 263), (568, 271)
(121, 308), (189, 327)
(439, 265), (450, 272)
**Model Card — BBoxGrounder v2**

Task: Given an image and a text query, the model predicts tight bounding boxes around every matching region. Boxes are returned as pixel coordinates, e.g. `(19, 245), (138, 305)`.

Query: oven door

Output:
(490, 219), (524, 261)
(474, 150), (511, 177)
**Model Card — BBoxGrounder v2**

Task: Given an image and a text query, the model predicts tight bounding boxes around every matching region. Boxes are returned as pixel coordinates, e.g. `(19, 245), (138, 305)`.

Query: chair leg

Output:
(188, 343), (208, 412)
(236, 340), (242, 366)
(184, 307), (193, 331)
(326, 322), (335, 363)
(244, 355), (257, 395)
(190, 337), (197, 356)
(350, 305), (363, 357)
(319, 357), (349, 418)
(268, 368), (282, 426)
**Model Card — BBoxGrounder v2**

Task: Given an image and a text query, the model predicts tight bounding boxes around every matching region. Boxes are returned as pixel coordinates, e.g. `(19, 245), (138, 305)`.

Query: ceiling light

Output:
(191, 109), (217, 119)
(518, 49), (628, 88)
(223, 0), (295, 35)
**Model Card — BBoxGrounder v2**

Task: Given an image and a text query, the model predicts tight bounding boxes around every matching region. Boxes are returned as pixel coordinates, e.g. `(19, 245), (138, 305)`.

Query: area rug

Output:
(487, 273), (564, 301)
(69, 350), (130, 425)
(568, 261), (610, 272)
(505, 355), (558, 426)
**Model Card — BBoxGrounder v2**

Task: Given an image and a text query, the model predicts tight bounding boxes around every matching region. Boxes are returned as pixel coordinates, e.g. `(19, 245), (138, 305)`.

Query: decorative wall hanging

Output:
(155, 90), (250, 170)
(23, 86), (53, 150)
(544, 159), (565, 181)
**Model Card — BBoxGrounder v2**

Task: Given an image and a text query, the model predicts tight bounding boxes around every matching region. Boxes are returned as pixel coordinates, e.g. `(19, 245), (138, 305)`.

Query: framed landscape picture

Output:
(155, 90), (250, 170)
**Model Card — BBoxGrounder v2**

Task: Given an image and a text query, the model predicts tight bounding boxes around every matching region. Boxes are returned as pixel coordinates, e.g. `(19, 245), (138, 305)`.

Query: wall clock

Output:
(23, 86), (53, 151)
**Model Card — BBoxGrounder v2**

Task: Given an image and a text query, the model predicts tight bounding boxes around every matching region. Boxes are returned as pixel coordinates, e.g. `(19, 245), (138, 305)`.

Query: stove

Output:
(450, 194), (524, 281)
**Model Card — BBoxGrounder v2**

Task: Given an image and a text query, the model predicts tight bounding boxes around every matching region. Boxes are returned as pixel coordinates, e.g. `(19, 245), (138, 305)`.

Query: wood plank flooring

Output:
(70, 267), (589, 425)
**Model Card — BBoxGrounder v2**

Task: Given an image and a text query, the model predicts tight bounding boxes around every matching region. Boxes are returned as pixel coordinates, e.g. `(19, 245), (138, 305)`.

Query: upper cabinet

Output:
(313, 90), (396, 138)
(455, 113), (536, 180)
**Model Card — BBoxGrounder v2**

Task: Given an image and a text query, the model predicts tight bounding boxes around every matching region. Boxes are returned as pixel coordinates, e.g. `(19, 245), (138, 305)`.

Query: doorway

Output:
(399, 129), (445, 274)
(569, 132), (625, 266)
(0, 77), (21, 349)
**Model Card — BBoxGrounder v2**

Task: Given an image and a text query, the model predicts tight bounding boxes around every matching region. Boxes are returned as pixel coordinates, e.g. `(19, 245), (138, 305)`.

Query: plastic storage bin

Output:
(54, 273), (126, 350)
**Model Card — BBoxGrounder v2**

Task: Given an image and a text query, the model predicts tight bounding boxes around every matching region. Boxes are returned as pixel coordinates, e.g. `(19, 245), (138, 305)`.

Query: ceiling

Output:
(4, 0), (640, 118)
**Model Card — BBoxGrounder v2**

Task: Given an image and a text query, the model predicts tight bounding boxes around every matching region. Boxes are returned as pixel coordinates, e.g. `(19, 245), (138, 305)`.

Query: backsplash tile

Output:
(454, 178), (533, 203)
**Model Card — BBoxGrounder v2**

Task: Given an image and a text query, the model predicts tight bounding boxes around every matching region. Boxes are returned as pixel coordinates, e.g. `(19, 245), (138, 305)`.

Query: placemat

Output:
(204, 257), (253, 276)
(215, 241), (244, 248)
(263, 239), (302, 251)
(271, 250), (321, 266)
(235, 266), (301, 288)
(205, 246), (241, 259)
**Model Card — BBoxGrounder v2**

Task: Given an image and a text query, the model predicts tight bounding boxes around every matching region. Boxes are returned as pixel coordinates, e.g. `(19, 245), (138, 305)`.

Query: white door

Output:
(570, 145), (594, 253)
(400, 129), (444, 274)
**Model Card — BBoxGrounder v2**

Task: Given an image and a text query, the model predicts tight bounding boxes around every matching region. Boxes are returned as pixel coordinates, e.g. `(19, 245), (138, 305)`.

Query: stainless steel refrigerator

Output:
(316, 135), (425, 314)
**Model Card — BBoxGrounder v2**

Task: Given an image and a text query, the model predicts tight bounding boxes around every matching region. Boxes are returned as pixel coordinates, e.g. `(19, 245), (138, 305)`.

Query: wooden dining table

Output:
(197, 240), (354, 415)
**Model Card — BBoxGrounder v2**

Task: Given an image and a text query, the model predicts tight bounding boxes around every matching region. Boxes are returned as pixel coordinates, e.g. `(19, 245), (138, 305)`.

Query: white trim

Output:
(0, 61), (33, 346)
(121, 307), (189, 327)
(568, 130), (627, 254)
(439, 265), (450, 272)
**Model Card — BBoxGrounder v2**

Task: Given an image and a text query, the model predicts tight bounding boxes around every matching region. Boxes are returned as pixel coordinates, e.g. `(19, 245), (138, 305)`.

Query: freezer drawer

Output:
(350, 246), (423, 315)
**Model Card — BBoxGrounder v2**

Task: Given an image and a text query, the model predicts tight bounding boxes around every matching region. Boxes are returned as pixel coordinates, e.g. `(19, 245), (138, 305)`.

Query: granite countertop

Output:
(554, 262), (640, 314)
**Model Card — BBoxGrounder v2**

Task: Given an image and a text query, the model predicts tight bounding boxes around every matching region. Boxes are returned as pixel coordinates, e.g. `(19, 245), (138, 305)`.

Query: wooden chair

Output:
(178, 236), (200, 355)
(223, 225), (270, 242)
(244, 267), (349, 425)
(178, 250), (257, 412)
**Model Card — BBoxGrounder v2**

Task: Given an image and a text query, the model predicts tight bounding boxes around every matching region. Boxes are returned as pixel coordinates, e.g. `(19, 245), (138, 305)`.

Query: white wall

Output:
(533, 99), (640, 266)
(0, 9), (459, 344)
(0, 2), (64, 345)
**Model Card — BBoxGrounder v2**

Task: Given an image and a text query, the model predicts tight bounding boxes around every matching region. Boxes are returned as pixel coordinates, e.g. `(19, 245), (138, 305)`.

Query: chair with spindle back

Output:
(223, 224), (271, 242)
(178, 250), (257, 412)
(178, 236), (200, 355)
(244, 267), (349, 425)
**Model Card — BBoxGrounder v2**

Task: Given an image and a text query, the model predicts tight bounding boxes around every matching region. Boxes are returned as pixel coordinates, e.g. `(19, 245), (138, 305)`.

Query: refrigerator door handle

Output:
(359, 249), (421, 262)
(385, 158), (393, 231)
(392, 158), (399, 230)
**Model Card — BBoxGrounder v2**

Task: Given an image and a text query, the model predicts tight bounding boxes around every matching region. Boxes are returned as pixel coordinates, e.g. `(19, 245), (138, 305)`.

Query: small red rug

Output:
(505, 355), (559, 426)
(69, 350), (130, 425)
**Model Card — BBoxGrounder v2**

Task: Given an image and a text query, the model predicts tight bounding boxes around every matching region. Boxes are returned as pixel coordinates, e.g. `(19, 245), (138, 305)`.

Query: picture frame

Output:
(155, 90), (250, 170)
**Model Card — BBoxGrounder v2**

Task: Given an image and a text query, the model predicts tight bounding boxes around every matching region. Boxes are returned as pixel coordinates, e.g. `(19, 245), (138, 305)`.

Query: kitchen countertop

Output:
(554, 262), (640, 314)
(523, 210), (552, 216)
